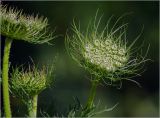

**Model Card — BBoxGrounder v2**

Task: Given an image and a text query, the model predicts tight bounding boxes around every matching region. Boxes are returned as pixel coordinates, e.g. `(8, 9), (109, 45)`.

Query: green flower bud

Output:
(10, 65), (55, 101)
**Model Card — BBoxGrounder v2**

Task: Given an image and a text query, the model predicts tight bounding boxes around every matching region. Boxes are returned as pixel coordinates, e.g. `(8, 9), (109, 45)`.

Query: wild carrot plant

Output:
(1, 4), (150, 117)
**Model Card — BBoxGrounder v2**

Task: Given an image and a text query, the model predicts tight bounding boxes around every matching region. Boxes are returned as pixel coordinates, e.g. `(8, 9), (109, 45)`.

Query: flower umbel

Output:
(65, 12), (148, 83)
(1, 5), (56, 44)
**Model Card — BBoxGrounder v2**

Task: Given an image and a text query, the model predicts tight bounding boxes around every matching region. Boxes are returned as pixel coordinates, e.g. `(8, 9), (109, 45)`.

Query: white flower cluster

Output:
(84, 39), (128, 72)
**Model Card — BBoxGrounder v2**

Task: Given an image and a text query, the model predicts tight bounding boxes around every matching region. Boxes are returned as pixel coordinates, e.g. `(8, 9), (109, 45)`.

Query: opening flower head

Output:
(1, 5), (56, 44)
(65, 11), (149, 85)
(10, 64), (55, 101)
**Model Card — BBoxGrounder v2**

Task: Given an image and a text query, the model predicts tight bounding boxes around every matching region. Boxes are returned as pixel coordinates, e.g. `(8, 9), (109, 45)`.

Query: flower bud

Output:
(10, 65), (54, 100)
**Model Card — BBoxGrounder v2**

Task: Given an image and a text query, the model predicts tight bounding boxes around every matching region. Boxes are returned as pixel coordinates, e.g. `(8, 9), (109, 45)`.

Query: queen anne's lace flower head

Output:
(65, 12), (148, 84)
(1, 5), (56, 44)
(84, 39), (128, 72)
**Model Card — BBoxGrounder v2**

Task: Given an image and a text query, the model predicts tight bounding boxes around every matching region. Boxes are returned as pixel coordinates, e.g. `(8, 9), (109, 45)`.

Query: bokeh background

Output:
(1, 1), (159, 117)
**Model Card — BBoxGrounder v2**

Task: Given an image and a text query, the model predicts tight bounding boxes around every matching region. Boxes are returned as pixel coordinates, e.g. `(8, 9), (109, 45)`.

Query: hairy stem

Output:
(86, 80), (99, 109)
(2, 37), (13, 117)
(28, 95), (38, 117)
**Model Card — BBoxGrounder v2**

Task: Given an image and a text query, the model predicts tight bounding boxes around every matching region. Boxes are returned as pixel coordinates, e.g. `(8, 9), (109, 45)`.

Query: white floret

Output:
(84, 39), (128, 72)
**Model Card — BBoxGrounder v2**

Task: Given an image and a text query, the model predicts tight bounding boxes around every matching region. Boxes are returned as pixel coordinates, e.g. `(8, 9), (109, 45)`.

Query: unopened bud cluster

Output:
(84, 39), (128, 72)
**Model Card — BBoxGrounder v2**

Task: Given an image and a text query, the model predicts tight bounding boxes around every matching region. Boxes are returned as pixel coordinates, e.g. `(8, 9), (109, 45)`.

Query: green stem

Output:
(28, 95), (38, 117)
(2, 37), (13, 117)
(86, 80), (99, 109)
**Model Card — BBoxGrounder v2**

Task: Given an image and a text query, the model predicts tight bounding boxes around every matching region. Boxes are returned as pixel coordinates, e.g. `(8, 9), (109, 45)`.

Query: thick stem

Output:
(86, 80), (99, 109)
(28, 95), (38, 117)
(2, 38), (13, 117)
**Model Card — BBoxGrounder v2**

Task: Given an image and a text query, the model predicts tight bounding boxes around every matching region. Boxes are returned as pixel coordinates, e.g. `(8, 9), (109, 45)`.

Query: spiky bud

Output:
(0, 5), (56, 44)
(10, 65), (55, 101)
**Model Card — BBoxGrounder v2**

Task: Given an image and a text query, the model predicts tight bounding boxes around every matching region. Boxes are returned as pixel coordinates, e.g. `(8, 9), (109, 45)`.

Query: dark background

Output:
(1, 1), (159, 117)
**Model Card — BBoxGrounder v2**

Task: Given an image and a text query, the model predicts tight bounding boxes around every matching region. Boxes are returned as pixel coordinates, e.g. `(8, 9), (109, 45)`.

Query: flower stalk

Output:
(86, 80), (99, 110)
(65, 11), (149, 117)
(2, 37), (13, 117)
(28, 95), (38, 117)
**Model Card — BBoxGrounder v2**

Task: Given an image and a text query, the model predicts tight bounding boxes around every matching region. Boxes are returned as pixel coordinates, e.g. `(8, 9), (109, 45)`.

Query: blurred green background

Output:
(1, 1), (159, 117)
